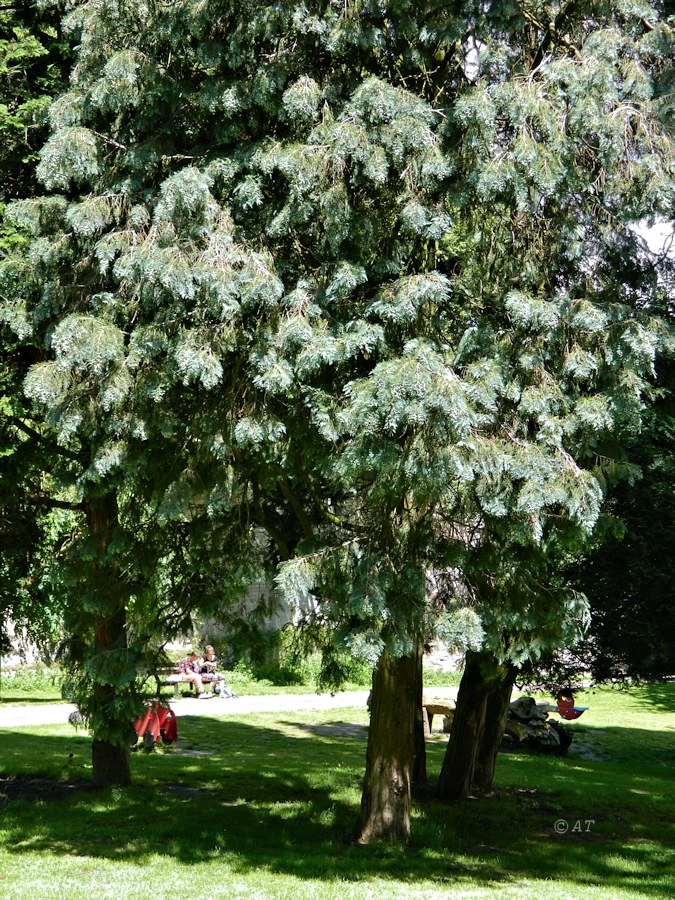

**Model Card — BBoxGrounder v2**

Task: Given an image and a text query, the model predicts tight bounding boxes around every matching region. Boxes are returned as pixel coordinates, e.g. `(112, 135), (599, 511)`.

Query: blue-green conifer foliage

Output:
(2, 0), (674, 686)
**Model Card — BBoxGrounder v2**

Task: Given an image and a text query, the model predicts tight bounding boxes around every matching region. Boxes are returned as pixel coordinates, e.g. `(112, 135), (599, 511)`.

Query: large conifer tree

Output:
(1, 0), (673, 831)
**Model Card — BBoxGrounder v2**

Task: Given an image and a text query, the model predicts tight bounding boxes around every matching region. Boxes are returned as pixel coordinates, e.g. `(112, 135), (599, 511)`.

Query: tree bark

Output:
(411, 642), (427, 786)
(437, 649), (491, 801)
(86, 493), (131, 788)
(473, 661), (516, 794)
(356, 649), (418, 844)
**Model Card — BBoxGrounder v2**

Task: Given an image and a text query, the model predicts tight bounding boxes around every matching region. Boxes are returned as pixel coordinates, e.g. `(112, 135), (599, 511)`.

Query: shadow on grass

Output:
(0, 716), (673, 896)
(631, 682), (675, 714)
(494, 721), (674, 811)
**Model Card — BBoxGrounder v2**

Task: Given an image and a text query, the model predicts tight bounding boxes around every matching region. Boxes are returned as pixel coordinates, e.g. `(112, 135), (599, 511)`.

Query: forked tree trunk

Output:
(437, 649), (491, 801)
(86, 493), (131, 788)
(356, 648), (418, 844)
(412, 642), (427, 786)
(473, 661), (516, 794)
(438, 650), (516, 801)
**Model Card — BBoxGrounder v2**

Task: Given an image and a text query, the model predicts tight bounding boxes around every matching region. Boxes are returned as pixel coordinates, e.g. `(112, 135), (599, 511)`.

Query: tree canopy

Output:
(0, 0), (673, 835)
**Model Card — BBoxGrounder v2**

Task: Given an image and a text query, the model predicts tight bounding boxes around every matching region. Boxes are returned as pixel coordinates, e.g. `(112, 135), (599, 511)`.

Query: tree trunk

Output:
(473, 661), (516, 794)
(86, 493), (131, 788)
(356, 649), (417, 844)
(412, 642), (427, 786)
(437, 649), (491, 801)
(92, 737), (131, 788)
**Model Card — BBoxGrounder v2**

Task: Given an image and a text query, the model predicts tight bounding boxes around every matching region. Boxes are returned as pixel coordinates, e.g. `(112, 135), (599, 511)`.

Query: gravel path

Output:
(0, 687), (460, 729)
(0, 691), (373, 728)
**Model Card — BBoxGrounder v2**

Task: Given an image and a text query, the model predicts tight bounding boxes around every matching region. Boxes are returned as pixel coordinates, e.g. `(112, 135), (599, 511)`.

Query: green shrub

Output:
(422, 666), (462, 688)
(0, 663), (64, 693)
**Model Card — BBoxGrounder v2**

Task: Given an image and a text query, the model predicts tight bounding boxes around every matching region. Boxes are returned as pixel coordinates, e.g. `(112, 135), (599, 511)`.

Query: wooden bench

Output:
(154, 667), (230, 697)
(155, 667), (187, 698)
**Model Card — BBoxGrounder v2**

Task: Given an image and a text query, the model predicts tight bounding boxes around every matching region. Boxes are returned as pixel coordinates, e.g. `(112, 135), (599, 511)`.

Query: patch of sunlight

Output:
(603, 854), (647, 874)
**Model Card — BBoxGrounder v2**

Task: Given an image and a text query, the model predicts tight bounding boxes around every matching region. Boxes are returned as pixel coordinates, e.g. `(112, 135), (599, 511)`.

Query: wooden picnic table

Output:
(422, 695), (456, 735)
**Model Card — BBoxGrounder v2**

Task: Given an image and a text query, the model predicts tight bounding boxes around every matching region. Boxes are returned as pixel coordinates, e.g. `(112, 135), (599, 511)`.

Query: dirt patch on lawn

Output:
(0, 775), (96, 804)
(282, 720), (369, 740)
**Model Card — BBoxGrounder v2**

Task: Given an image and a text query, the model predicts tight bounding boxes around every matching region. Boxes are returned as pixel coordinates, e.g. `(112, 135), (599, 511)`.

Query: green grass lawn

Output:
(0, 684), (673, 899)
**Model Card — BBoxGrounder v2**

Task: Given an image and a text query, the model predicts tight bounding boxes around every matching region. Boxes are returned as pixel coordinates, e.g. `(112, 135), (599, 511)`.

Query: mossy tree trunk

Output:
(356, 648), (418, 843)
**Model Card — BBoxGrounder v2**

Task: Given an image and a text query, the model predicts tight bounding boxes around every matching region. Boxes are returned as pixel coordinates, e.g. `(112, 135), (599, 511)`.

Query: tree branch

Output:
(25, 494), (84, 512)
(8, 416), (85, 465)
(307, 481), (348, 528)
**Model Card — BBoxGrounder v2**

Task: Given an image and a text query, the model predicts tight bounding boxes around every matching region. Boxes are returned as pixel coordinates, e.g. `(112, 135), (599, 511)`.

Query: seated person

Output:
(200, 644), (219, 675)
(174, 650), (211, 698)
(199, 644), (237, 698)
